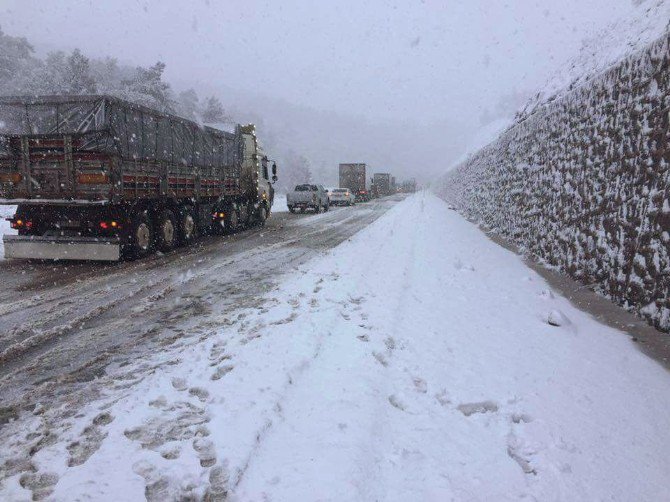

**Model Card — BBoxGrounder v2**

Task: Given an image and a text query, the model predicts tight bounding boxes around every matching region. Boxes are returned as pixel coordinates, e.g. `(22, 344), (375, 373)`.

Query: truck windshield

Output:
(295, 185), (316, 191)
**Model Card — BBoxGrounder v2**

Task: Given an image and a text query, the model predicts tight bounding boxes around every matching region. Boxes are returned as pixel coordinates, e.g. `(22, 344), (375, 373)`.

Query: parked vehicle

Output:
(0, 95), (277, 261)
(286, 184), (329, 213)
(373, 173), (392, 197)
(339, 163), (369, 201)
(329, 188), (356, 206)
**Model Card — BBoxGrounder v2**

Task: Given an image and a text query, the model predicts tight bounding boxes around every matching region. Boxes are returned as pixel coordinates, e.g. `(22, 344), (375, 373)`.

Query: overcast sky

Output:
(1, 0), (634, 125)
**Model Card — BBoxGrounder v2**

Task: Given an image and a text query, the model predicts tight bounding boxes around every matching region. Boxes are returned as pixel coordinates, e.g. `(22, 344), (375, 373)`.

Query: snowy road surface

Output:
(2, 193), (670, 500)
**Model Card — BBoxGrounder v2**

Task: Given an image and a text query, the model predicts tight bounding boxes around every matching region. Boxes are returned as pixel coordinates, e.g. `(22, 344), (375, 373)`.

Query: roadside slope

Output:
(2, 193), (669, 501)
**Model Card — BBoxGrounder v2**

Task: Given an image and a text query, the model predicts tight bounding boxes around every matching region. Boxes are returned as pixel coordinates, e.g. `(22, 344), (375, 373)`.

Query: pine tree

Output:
(177, 89), (200, 121)
(66, 49), (97, 94)
(0, 26), (39, 94)
(201, 96), (227, 123)
(121, 61), (175, 112)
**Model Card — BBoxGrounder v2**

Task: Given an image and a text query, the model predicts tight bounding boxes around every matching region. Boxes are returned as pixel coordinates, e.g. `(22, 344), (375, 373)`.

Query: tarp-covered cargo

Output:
(0, 95), (242, 203)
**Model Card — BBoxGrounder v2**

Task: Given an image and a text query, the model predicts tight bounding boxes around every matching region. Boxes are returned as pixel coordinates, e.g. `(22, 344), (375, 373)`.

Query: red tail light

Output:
(10, 219), (33, 229)
(99, 220), (121, 230)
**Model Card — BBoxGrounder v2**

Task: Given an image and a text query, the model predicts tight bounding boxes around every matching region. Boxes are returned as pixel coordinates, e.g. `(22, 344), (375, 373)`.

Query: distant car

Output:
(287, 184), (330, 213)
(329, 188), (356, 206)
(356, 189), (371, 202)
(324, 187), (338, 203)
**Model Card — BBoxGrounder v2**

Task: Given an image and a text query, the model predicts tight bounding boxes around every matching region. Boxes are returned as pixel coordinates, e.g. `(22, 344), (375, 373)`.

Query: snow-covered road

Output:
(2, 193), (669, 500)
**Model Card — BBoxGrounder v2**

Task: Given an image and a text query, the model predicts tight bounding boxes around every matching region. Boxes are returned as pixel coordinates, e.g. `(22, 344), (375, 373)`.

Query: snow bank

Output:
(441, 29), (670, 331)
(0, 205), (16, 260)
(4, 194), (670, 501)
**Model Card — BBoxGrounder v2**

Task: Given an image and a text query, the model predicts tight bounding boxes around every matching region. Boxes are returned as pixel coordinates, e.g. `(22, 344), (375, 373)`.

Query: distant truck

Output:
(401, 179), (417, 193)
(339, 163), (369, 201)
(0, 95), (277, 261)
(286, 184), (329, 213)
(373, 173), (391, 197)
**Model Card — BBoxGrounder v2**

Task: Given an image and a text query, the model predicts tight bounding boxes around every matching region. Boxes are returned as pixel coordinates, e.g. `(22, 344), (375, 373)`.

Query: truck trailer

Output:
(338, 163), (369, 201)
(0, 95), (277, 261)
(373, 173), (391, 197)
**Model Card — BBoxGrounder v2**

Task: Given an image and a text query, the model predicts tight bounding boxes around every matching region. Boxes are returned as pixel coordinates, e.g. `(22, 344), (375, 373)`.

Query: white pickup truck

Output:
(287, 184), (330, 213)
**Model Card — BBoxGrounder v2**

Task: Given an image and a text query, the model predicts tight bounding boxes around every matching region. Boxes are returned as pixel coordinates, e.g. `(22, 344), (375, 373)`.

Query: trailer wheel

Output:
(179, 206), (197, 245)
(129, 211), (154, 258)
(257, 205), (268, 226)
(157, 209), (177, 252)
(225, 209), (239, 234)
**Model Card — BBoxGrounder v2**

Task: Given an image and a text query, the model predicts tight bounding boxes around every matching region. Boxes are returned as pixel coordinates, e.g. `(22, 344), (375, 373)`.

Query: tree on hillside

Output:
(0, 26), (39, 94)
(65, 49), (97, 94)
(177, 88), (200, 121)
(90, 57), (125, 94)
(201, 96), (228, 123)
(26, 49), (97, 95)
(280, 150), (313, 192)
(121, 61), (175, 113)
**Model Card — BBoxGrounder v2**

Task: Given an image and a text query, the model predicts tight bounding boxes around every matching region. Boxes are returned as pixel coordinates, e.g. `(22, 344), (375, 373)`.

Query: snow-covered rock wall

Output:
(441, 32), (670, 331)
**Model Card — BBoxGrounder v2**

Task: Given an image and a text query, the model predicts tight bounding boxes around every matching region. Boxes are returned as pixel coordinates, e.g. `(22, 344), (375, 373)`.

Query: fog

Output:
(0, 0), (633, 184)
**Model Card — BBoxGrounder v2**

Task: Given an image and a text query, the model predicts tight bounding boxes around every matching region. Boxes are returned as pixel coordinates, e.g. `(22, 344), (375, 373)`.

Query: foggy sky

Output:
(1, 0), (632, 123)
(0, 0), (639, 182)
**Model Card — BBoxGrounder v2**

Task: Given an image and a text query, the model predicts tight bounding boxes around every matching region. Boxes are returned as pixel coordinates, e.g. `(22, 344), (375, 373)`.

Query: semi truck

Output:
(0, 95), (277, 261)
(373, 173), (391, 197)
(338, 163), (369, 201)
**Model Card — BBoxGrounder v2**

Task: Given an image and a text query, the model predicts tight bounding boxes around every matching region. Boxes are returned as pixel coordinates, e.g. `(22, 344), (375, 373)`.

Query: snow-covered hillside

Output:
(3, 194), (669, 500)
(519, 0), (670, 119)
(441, 3), (670, 330)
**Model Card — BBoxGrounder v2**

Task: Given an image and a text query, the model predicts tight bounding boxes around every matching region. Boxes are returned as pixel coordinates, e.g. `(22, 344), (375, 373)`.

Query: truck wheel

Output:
(288, 207), (296, 213)
(179, 206), (197, 245)
(225, 209), (239, 233)
(157, 209), (177, 252)
(315, 203), (321, 214)
(257, 205), (268, 226)
(300, 207), (306, 213)
(129, 211), (154, 258)
(324, 203), (330, 212)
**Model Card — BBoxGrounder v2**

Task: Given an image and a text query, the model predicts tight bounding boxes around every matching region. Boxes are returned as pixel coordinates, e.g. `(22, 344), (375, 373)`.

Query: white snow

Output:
(4, 193), (670, 500)
(0, 205), (16, 260)
(520, 0), (670, 119)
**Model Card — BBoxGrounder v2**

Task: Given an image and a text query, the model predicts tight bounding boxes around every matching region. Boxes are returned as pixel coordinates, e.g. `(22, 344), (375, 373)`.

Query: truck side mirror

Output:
(272, 162), (277, 175)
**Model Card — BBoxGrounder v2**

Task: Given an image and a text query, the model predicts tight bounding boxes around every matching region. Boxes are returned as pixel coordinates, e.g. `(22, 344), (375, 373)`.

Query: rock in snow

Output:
(547, 309), (572, 327)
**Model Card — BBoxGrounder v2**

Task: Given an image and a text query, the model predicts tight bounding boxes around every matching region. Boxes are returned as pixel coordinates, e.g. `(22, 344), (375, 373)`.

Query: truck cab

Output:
(239, 125), (276, 221)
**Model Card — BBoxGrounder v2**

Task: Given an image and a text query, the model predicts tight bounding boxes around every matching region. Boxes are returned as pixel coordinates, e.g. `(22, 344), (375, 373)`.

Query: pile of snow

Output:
(0, 205), (16, 260)
(3, 194), (669, 500)
(519, 0), (670, 119)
